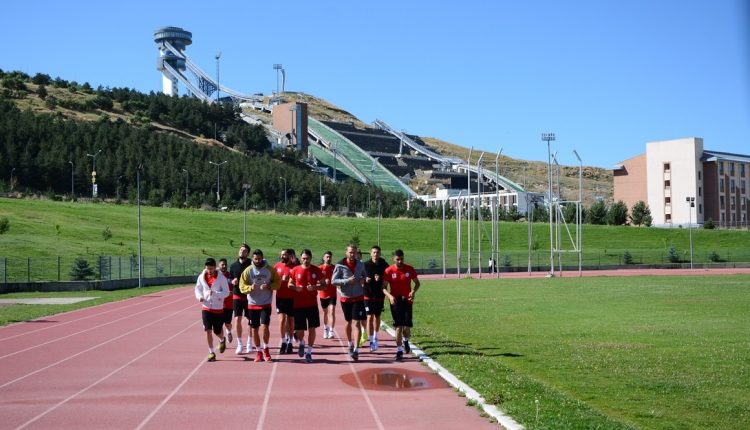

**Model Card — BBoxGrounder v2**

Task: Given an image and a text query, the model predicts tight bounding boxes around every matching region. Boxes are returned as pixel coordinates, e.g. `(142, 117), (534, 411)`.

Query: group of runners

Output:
(194, 244), (421, 364)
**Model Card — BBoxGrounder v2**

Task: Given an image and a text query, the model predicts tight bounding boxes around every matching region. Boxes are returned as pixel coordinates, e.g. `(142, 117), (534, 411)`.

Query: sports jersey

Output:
(290, 264), (323, 309)
(331, 258), (366, 302)
(364, 257), (388, 300)
(274, 261), (295, 299)
(229, 258), (252, 298)
(194, 269), (229, 313)
(239, 261), (281, 309)
(384, 264), (419, 298)
(221, 270), (233, 309)
(318, 263), (336, 299)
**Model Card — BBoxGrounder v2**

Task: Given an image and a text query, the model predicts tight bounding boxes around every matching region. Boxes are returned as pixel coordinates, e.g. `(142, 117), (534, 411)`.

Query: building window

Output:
(665, 197), (671, 204)
(731, 179), (736, 193)
(730, 163), (736, 176)
(741, 164), (746, 177)
(664, 180), (671, 188)
(698, 171), (702, 180)
(699, 203), (702, 214)
(663, 162), (671, 172)
(742, 180), (746, 195)
(719, 162), (724, 175)
(720, 178), (724, 192)
(731, 196), (736, 210)
(665, 214), (671, 222)
(698, 186), (702, 197)
(720, 196), (725, 209)
(742, 198), (747, 210)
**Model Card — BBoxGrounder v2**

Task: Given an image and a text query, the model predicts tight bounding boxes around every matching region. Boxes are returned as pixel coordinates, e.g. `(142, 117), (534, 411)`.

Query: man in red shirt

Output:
(382, 249), (420, 361)
(274, 249), (296, 354)
(289, 249), (325, 363)
(332, 244), (367, 361)
(318, 251), (336, 339)
(218, 258), (234, 348)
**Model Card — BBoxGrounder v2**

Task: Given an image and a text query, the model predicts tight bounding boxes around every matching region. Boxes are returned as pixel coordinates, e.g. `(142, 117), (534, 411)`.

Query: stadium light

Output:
(542, 133), (555, 277)
(273, 64), (282, 101)
(573, 150), (583, 277)
(686, 196), (695, 269)
(208, 161), (228, 203)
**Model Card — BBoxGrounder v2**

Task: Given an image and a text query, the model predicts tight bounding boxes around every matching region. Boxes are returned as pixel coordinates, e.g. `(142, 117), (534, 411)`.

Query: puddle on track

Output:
(341, 367), (449, 391)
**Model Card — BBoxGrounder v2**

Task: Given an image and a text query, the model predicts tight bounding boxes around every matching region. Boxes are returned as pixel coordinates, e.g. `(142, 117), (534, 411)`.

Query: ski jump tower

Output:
(154, 26), (261, 105)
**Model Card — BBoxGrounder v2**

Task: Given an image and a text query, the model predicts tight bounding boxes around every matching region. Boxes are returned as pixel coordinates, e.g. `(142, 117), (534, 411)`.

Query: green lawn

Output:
(1, 197), (749, 282)
(412, 275), (750, 429)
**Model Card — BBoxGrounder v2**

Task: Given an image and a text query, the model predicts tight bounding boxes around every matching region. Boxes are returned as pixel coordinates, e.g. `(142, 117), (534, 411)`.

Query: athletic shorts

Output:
(248, 307), (272, 328)
(202, 310), (224, 335)
(293, 306), (320, 331)
(390, 296), (413, 328)
(364, 299), (384, 316)
(222, 308), (233, 324)
(276, 297), (294, 316)
(320, 296), (337, 309)
(233, 299), (249, 318)
(341, 300), (366, 322)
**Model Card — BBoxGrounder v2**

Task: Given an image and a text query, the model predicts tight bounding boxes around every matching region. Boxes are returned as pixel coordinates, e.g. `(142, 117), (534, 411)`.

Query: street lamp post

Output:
(68, 161), (74, 197)
(86, 149), (102, 198)
(214, 52), (221, 140)
(346, 194), (353, 214)
(466, 147), (473, 277)
(208, 161), (228, 203)
(136, 164), (143, 288)
(182, 168), (189, 206)
(476, 152), (485, 278)
(686, 196), (695, 269)
(243, 183), (251, 244)
(116, 175), (123, 201)
(273, 64), (282, 102)
(542, 133), (556, 276)
(494, 149), (503, 278)
(279, 176), (287, 208)
(573, 150), (583, 277)
(10, 167), (16, 191)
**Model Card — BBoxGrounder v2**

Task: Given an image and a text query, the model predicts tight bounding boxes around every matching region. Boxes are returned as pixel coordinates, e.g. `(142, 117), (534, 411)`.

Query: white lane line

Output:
(332, 328), (385, 430)
(0, 302), (195, 389)
(0, 295), (193, 360)
(0, 288), (187, 341)
(134, 357), (206, 430)
(255, 360), (279, 430)
(14, 322), (198, 430)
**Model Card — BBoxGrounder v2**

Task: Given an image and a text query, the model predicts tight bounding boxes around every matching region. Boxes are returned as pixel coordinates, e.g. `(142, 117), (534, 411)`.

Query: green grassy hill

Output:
(2, 198), (748, 282)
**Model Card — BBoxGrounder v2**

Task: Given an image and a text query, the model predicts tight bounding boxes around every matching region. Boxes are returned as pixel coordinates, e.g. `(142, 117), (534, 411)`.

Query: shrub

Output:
(667, 245), (681, 263)
(623, 250), (633, 265)
(0, 216), (9, 234)
(70, 257), (95, 280)
(703, 218), (715, 229)
(102, 226), (112, 241)
(709, 251), (721, 262)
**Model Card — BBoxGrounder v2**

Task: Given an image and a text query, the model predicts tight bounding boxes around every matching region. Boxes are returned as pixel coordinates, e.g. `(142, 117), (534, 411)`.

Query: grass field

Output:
(412, 275), (750, 429)
(1, 198), (750, 282)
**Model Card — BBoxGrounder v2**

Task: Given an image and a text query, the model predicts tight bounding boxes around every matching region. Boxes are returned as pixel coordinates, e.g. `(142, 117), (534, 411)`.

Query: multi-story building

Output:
(613, 137), (749, 228)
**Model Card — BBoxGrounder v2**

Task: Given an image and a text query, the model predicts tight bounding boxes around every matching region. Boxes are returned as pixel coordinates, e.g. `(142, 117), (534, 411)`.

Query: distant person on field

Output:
(364, 245), (388, 351)
(332, 244), (367, 361)
(218, 258), (234, 346)
(318, 251), (337, 339)
(229, 244), (252, 354)
(194, 257), (230, 362)
(239, 249), (281, 363)
(289, 249), (325, 363)
(382, 249), (420, 362)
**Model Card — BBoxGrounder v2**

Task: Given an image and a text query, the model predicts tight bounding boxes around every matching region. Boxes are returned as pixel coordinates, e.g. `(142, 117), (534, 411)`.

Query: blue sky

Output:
(2, 0), (748, 168)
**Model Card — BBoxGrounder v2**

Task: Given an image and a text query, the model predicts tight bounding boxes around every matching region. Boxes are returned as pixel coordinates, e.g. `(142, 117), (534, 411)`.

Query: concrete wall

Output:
(613, 153), (647, 211)
(0, 276), (194, 294)
(646, 137), (703, 226)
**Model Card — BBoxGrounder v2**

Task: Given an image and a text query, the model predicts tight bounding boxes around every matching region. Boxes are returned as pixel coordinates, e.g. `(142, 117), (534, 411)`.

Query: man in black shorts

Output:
(331, 244), (367, 361)
(364, 245), (388, 351)
(229, 244), (252, 354)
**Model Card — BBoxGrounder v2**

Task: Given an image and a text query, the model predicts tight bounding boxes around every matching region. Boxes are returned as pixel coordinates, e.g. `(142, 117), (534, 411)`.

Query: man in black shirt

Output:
(363, 245), (389, 351)
(229, 244), (252, 354)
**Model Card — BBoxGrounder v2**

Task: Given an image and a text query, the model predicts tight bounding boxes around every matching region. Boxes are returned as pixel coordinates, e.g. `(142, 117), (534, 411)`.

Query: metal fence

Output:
(0, 256), (206, 283)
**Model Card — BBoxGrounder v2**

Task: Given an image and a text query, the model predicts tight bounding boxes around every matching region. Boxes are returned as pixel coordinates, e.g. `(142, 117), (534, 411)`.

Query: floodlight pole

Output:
(442, 198), (446, 278)
(476, 152), (485, 278)
(243, 183), (251, 244)
(86, 149), (102, 198)
(552, 152), (562, 275)
(466, 147), (473, 277)
(182, 168), (189, 205)
(686, 197), (695, 269)
(273, 64), (282, 101)
(573, 150), (583, 277)
(542, 133), (556, 277)
(495, 148), (503, 278)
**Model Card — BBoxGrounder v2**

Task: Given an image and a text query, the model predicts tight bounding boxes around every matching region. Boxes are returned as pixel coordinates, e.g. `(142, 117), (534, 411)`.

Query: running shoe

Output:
(351, 349), (359, 361)
(359, 330), (367, 347)
(254, 351), (263, 362)
(286, 342), (295, 354)
(263, 347), (272, 362)
(227, 331), (233, 344)
(298, 343), (305, 358)
(373, 338), (379, 351)
(207, 352), (216, 362)
(395, 350), (403, 362)
(279, 342), (287, 354)
(305, 352), (313, 363)
(245, 342), (252, 354)
(219, 339), (226, 353)
(403, 340), (411, 353)
(323, 328), (330, 339)
(235, 343), (244, 355)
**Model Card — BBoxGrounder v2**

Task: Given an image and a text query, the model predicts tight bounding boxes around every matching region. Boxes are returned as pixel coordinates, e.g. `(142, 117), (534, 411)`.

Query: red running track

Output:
(0, 287), (499, 430)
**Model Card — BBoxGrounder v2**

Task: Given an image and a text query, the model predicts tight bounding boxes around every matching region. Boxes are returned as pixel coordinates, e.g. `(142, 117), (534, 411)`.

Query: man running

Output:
(364, 245), (388, 351)
(229, 244), (252, 354)
(331, 244), (367, 361)
(218, 258), (234, 347)
(289, 249), (325, 363)
(274, 248), (296, 354)
(239, 249), (281, 363)
(319, 251), (336, 339)
(194, 257), (229, 362)
(382, 249), (421, 361)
